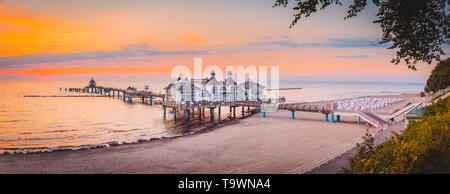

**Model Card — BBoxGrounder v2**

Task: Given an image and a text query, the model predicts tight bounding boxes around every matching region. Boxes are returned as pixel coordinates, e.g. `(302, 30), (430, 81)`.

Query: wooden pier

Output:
(63, 85), (388, 128)
(63, 86), (165, 103)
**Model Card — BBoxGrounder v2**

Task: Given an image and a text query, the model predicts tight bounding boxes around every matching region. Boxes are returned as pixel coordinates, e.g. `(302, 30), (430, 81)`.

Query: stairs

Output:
(354, 110), (390, 129)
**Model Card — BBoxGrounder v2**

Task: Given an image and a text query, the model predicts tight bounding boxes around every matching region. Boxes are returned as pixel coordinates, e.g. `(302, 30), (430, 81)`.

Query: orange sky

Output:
(0, 1), (439, 82)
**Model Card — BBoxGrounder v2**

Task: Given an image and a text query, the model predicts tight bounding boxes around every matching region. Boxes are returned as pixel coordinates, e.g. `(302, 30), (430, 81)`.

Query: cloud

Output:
(331, 55), (371, 59)
(0, 44), (209, 68)
(244, 38), (383, 48)
(0, 38), (383, 68)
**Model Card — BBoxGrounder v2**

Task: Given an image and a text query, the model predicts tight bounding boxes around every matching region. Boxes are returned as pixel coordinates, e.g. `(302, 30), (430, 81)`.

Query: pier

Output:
(64, 85), (336, 121)
(64, 86), (165, 104)
(61, 78), (392, 129)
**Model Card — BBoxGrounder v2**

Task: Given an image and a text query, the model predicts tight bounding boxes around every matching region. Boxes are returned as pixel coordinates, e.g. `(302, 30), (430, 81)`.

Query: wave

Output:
(41, 129), (79, 133)
(111, 128), (141, 133)
(0, 120), (27, 123)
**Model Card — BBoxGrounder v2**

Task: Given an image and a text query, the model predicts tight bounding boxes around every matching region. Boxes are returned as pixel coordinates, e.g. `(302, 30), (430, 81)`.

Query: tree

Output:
(273, 0), (450, 70)
(425, 57), (450, 93)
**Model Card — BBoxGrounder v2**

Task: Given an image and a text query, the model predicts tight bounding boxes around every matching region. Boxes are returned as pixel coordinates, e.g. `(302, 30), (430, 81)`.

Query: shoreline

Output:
(0, 109), (368, 173)
(2, 92), (420, 156)
(2, 92), (411, 155)
(0, 93), (423, 174)
(1, 110), (257, 156)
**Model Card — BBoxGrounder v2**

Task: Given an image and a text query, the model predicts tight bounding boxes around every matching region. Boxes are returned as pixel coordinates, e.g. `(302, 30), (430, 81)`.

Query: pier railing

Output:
(353, 110), (390, 129)
(161, 101), (263, 109)
(285, 143), (358, 174)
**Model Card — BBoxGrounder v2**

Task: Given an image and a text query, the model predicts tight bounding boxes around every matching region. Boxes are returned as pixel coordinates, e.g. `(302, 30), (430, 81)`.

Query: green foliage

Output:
(273, 0), (450, 70)
(344, 97), (450, 174)
(425, 58), (450, 93)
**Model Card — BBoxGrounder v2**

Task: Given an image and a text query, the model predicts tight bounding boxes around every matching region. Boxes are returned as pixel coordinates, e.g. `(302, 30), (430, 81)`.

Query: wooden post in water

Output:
(218, 106), (221, 120)
(330, 112), (334, 123)
(163, 106), (166, 119)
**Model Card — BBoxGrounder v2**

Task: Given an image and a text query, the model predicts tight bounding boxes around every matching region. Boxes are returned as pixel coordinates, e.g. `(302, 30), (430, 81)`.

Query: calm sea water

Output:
(0, 80), (425, 154)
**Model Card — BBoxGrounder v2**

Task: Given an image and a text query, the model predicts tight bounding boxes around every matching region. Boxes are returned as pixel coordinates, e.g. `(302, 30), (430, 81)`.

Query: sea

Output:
(0, 79), (425, 154)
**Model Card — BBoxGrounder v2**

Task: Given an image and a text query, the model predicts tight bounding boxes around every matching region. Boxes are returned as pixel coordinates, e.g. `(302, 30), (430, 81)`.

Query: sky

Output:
(0, 0), (439, 82)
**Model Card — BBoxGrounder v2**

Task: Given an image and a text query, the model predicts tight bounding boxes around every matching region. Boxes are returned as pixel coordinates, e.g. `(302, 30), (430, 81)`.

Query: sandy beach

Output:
(0, 93), (423, 174)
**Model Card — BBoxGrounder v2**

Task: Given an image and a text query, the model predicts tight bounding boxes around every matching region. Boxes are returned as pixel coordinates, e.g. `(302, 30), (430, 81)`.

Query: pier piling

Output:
(218, 106), (221, 120)
(330, 112), (334, 123)
(163, 106), (166, 119)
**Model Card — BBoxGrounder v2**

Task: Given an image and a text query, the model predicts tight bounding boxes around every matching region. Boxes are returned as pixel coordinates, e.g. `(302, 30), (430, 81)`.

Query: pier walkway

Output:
(64, 85), (391, 128)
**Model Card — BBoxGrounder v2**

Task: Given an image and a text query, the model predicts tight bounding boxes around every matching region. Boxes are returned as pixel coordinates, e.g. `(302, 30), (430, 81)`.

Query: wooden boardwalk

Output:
(64, 85), (389, 128)
(65, 86), (330, 113)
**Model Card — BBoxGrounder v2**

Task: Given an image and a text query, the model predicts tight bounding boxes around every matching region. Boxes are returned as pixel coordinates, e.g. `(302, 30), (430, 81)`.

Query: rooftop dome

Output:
(89, 77), (96, 87)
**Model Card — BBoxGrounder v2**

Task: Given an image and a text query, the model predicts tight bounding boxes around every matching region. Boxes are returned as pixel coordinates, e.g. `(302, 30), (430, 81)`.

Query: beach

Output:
(0, 111), (365, 173)
(0, 93), (424, 173)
